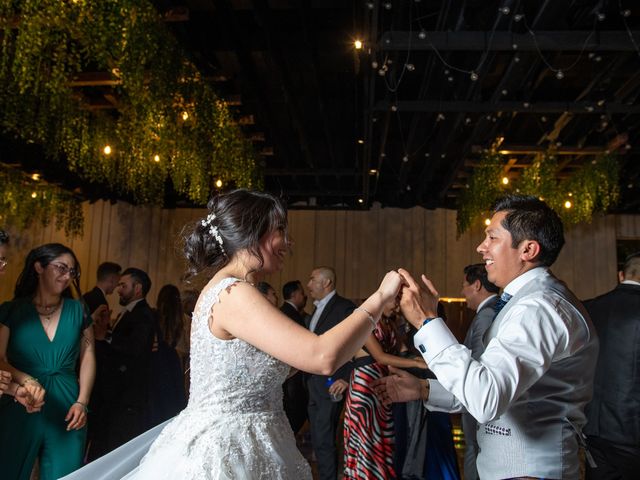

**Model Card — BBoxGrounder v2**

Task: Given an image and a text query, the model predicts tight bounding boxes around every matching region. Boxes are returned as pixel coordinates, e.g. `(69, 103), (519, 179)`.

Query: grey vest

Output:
(476, 270), (598, 479)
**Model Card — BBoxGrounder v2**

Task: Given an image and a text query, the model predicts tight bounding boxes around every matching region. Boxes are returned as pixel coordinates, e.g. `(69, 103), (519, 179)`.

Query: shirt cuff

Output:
(413, 317), (458, 364)
(424, 379), (457, 411)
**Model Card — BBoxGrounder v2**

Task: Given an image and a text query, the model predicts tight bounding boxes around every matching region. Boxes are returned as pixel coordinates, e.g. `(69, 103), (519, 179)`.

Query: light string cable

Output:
(522, 14), (597, 76)
(618, 0), (640, 60)
(417, 5), (504, 78)
(382, 0), (414, 93)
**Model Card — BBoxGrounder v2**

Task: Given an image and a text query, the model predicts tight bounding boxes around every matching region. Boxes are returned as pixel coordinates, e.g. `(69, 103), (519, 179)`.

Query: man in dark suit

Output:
(94, 267), (156, 454)
(584, 252), (640, 480)
(83, 261), (121, 315)
(306, 267), (355, 480)
(83, 261), (120, 460)
(459, 263), (499, 480)
(281, 280), (309, 434)
(281, 280), (307, 326)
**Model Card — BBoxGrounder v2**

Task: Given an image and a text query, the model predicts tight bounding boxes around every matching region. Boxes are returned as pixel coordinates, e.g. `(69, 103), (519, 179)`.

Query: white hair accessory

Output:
(201, 213), (225, 254)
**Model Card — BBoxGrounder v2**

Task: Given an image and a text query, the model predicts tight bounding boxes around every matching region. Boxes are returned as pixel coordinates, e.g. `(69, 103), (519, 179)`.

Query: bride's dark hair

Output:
(183, 189), (288, 278)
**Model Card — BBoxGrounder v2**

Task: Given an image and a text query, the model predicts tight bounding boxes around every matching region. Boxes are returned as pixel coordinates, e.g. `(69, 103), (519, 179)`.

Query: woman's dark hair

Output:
(0, 229), (9, 245)
(184, 189), (288, 278)
(14, 243), (81, 299)
(156, 284), (184, 348)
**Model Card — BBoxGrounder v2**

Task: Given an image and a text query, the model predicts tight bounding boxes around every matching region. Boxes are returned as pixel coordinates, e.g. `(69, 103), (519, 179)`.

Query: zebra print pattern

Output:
(343, 362), (396, 479)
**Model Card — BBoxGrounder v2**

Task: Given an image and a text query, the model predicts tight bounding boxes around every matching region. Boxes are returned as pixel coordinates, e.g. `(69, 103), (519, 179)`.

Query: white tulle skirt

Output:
(60, 420), (170, 480)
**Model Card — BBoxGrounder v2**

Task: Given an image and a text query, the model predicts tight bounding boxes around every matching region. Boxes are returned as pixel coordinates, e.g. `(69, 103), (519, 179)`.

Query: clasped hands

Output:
(375, 268), (440, 405)
(0, 372), (46, 413)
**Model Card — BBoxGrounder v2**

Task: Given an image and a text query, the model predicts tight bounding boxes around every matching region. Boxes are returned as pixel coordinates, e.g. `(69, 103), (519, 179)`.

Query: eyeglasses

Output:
(49, 262), (80, 279)
(0, 258), (7, 269)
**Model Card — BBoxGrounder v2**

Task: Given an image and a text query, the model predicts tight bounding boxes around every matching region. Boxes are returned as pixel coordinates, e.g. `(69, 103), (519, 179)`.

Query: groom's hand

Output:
(397, 269), (440, 329)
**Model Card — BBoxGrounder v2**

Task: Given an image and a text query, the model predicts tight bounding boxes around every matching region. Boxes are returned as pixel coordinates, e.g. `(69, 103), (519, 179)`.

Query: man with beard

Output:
(93, 267), (156, 454)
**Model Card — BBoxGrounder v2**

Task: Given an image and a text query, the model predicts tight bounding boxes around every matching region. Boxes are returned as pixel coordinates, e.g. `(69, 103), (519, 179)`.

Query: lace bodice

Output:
(120, 277), (311, 479)
(188, 277), (290, 414)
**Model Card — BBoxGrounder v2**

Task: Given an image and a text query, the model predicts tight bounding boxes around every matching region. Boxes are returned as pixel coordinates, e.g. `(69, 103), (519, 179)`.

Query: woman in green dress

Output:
(0, 243), (96, 480)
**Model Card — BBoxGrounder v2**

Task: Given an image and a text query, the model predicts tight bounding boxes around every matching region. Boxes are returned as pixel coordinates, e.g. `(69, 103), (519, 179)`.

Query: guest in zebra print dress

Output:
(343, 307), (427, 479)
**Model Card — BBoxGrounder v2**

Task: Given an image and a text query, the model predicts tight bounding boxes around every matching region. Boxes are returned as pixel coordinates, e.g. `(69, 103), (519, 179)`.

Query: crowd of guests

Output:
(0, 188), (639, 480)
(0, 232), (193, 479)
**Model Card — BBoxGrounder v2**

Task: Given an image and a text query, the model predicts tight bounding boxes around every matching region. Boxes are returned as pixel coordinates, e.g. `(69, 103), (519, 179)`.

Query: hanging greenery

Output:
(0, 0), (262, 214)
(456, 150), (620, 236)
(0, 164), (84, 236)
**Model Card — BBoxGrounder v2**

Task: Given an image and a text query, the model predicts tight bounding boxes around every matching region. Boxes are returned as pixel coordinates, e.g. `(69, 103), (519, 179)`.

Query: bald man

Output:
(306, 266), (355, 480)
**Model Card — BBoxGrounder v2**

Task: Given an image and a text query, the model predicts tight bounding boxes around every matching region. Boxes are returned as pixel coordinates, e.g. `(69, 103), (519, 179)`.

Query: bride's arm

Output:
(213, 272), (403, 375)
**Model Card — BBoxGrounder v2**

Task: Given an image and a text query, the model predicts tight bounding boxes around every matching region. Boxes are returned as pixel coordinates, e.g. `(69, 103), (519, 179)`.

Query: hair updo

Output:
(183, 189), (288, 278)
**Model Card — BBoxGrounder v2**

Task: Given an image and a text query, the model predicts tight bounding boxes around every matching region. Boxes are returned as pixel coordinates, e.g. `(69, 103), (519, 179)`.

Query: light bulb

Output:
(354, 40), (363, 50)
(103, 145), (112, 155)
(555, 70), (564, 80)
(154, 155), (160, 162)
(31, 191), (37, 198)
(502, 177), (509, 185)
(182, 111), (189, 121)
(215, 179), (223, 188)
(470, 71), (479, 81)
(484, 218), (491, 226)
(564, 200), (572, 209)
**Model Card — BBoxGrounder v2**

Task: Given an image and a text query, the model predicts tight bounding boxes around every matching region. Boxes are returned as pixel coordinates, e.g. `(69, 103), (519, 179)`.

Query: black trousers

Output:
(308, 381), (344, 480)
(586, 436), (640, 480)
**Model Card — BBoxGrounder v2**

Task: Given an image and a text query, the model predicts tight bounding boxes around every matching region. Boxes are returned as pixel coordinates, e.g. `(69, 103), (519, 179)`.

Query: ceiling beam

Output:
(379, 31), (640, 51)
(373, 100), (640, 114)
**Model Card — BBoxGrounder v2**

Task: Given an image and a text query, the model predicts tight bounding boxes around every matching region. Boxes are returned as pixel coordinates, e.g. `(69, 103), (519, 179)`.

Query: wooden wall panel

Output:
(1, 201), (632, 308)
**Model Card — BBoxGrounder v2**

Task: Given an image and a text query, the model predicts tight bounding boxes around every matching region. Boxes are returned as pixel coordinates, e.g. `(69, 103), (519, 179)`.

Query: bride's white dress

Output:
(62, 277), (312, 480)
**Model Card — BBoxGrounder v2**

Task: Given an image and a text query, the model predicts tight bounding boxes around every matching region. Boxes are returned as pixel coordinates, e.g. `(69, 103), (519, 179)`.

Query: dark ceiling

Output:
(5, 0), (640, 212)
(159, 0), (640, 212)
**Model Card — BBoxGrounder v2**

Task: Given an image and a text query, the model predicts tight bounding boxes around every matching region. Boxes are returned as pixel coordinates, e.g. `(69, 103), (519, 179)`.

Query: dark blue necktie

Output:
(493, 292), (513, 317)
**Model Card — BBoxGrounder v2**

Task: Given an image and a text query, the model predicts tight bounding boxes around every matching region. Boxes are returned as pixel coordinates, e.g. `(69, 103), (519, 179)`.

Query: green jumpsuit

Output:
(0, 298), (90, 480)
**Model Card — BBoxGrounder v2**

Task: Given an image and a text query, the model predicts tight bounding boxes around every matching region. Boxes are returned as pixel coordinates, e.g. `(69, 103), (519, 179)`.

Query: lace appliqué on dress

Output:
(126, 277), (312, 480)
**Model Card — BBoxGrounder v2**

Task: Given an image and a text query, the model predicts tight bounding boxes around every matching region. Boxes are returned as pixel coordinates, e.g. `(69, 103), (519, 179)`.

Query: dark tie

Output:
(493, 292), (513, 317)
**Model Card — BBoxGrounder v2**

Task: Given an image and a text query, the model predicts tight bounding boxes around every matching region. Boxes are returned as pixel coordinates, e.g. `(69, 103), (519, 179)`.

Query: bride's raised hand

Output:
(376, 270), (405, 307)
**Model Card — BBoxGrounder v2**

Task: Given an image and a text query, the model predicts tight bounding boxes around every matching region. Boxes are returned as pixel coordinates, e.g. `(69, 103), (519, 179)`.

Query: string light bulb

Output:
(181, 111), (189, 121)
(31, 173), (40, 181)
(103, 145), (112, 155)
(470, 71), (479, 81)
(358, 198), (364, 204)
(564, 200), (572, 209)
(502, 176), (509, 185)
(555, 70), (565, 80)
(354, 40), (363, 50)
(154, 155), (160, 162)
(484, 218), (491, 226)
(215, 179), (223, 188)
(31, 191), (37, 198)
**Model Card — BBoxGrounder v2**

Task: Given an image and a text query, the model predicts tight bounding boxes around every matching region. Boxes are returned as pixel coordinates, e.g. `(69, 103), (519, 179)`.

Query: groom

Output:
(375, 195), (598, 479)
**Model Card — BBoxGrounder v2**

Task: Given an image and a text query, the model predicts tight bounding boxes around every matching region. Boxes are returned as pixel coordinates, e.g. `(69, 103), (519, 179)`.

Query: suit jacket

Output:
(584, 283), (640, 446)
(107, 299), (156, 410)
(280, 301), (305, 327)
(83, 286), (107, 315)
(306, 293), (355, 400)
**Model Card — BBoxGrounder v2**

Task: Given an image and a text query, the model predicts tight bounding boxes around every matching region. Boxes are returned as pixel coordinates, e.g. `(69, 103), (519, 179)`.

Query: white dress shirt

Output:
(308, 290), (336, 332)
(417, 268), (576, 418)
(414, 267), (598, 479)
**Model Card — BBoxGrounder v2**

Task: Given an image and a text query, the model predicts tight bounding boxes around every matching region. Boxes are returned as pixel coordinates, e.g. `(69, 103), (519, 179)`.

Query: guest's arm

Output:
(364, 334), (427, 369)
(66, 324), (96, 430)
(0, 325), (46, 406)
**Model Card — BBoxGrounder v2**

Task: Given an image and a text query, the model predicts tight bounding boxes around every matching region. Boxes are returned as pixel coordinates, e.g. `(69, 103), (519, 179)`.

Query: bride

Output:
(63, 189), (403, 480)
